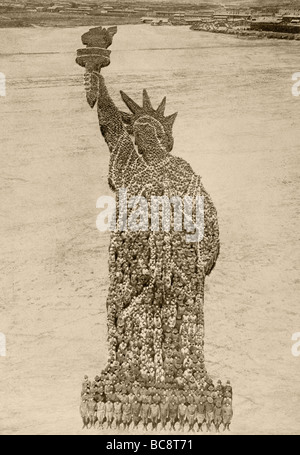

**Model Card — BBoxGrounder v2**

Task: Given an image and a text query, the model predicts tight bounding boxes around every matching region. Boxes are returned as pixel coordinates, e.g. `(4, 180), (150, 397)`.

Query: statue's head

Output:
(120, 89), (177, 163)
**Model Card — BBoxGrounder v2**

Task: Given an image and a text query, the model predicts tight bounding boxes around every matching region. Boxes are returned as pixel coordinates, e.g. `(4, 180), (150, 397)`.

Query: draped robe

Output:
(96, 74), (220, 389)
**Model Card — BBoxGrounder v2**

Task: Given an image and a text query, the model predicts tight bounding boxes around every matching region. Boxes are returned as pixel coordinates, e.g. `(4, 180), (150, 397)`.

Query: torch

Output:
(76, 26), (117, 108)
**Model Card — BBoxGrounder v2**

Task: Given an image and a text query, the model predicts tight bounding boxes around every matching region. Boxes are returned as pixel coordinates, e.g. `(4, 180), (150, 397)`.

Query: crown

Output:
(119, 89), (177, 149)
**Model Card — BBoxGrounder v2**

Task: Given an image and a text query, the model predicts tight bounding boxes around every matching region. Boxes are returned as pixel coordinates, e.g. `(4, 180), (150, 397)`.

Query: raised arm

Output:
(76, 26), (135, 153)
(87, 71), (147, 192)
(76, 26), (147, 191)
(91, 71), (129, 153)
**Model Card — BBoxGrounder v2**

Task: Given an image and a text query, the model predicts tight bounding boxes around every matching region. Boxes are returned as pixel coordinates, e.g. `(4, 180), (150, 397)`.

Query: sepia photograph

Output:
(0, 0), (299, 437)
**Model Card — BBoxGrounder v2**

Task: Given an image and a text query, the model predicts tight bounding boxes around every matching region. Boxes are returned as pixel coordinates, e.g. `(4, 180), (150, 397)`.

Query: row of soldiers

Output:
(80, 376), (233, 432)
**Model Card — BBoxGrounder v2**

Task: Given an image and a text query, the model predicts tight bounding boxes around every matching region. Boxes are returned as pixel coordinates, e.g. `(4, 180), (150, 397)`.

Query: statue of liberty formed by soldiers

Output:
(77, 27), (232, 430)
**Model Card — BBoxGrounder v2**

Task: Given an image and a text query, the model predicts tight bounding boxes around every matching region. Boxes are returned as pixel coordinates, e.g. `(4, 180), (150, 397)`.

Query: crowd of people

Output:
(79, 225), (232, 432)
(78, 70), (231, 432)
(80, 375), (233, 432)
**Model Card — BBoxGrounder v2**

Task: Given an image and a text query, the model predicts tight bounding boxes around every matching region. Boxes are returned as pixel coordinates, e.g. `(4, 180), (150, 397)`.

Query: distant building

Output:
(120, 9), (140, 15)
(282, 14), (300, 23)
(198, 12), (215, 17)
(64, 7), (92, 14)
(251, 16), (282, 24)
(48, 5), (64, 13)
(154, 11), (174, 17)
(250, 16), (300, 33)
(216, 11), (250, 20)
(151, 18), (169, 25)
(213, 13), (229, 20)
(185, 17), (202, 24)
(173, 12), (185, 19)
(11, 3), (24, 9)
(141, 17), (156, 24)
(75, 7), (92, 12)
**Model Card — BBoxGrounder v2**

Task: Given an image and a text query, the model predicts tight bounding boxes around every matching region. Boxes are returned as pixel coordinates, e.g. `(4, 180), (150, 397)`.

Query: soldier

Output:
(132, 399), (141, 429)
(193, 391), (200, 406)
(114, 400), (123, 430)
(97, 381), (105, 401)
(169, 399), (178, 431)
(149, 367), (155, 381)
(186, 402), (197, 432)
(214, 398), (223, 433)
(148, 383), (156, 397)
(140, 387), (148, 404)
(205, 397), (214, 432)
(80, 395), (89, 429)
(81, 375), (91, 396)
(204, 376), (212, 390)
(120, 380), (127, 395)
(222, 397), (233, 431)
(97, 398), (106, 429)
(119, 392), (126, 405)
(128, 389), (135, 405)
(141, 399), (151, 430)
(178, 401), (187, 431)
(87, 396), (97, 428)
(160, 399), (169, 431)
(176, 373), (185, 388)
(186, 392), (194, 405)
(223, 380), (232, 397)
(122, 397), (132, 430)
(114, 382), (122, 399)
(106, 386), (116, 403)
(215, 379), (223, 395)
(153, 392), (161, 404)
(132, 381), (140, 396)
(106, 399), (114, 429)
(197, 397), (206, 432)
(150, 401), (160, 430)
(104, 379), (112, 396)
(165, 387), (173, 404)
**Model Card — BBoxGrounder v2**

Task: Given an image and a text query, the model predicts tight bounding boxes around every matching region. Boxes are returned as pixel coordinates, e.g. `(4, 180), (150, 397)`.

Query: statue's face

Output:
(133, 116), (169, 162)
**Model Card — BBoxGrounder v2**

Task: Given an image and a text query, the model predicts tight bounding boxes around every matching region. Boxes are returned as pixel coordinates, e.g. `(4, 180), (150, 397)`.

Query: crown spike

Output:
(120, 90), (142, 114)
(156, 97), (167, 116)
(143, 89), (153, 111)
(119, 90), (176, 146)
(165, 112), (178, 129)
